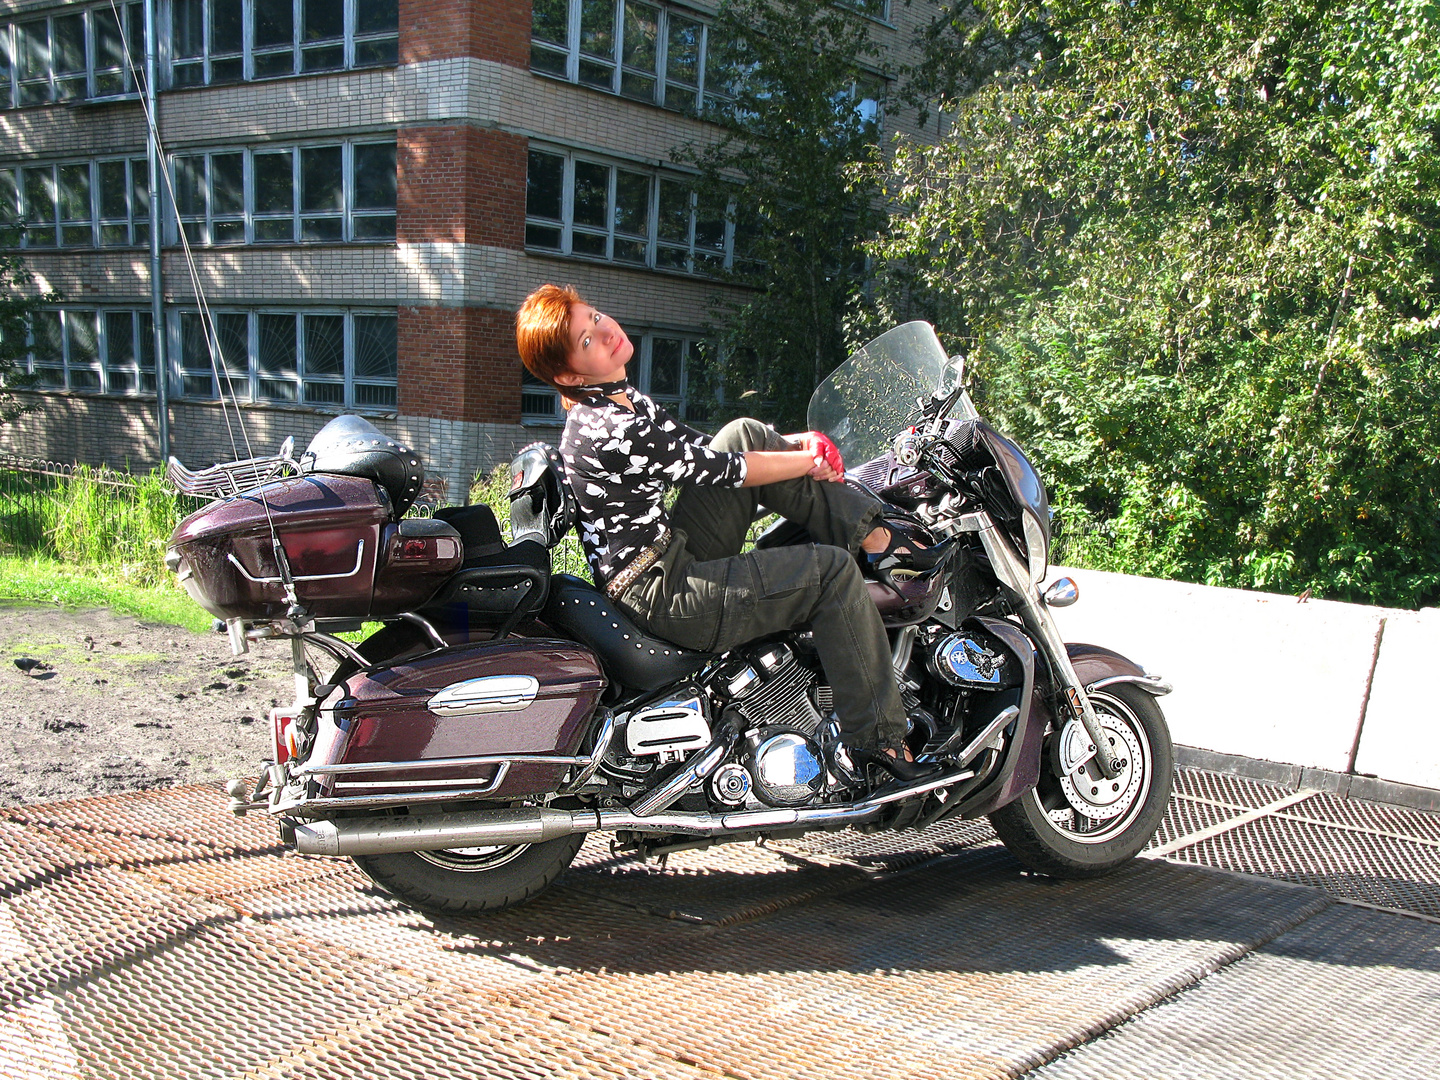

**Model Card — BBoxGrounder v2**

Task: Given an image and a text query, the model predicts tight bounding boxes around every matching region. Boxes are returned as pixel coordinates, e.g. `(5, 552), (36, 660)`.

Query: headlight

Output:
(1022, 510), (1048, 586)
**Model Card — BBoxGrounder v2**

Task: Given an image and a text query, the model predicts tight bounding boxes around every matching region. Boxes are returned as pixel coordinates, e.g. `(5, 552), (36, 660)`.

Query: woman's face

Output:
(557, 303), (634, 387)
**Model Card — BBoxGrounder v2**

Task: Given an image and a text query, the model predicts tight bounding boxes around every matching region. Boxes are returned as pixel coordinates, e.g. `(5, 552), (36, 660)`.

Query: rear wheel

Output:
(989, 684), (1173, 878)
(353, 832), (584, 914)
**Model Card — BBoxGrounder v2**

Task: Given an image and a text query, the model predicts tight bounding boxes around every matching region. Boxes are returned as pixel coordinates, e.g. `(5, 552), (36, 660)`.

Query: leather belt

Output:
(604, 529), (672, 601)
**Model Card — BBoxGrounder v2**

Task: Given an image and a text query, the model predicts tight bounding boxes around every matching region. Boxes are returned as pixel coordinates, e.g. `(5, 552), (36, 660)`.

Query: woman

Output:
(515, 284), (934, 782)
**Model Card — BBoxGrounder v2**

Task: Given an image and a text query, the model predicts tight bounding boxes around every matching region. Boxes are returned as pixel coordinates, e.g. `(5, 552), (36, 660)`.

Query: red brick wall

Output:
(400, 0), (531, 66)
(397, 125), (527, 247)
(398, 305), (523, 424)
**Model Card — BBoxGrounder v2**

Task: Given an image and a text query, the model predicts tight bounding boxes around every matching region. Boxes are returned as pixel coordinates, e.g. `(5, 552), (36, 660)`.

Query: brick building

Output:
(0, 0), (936, 496)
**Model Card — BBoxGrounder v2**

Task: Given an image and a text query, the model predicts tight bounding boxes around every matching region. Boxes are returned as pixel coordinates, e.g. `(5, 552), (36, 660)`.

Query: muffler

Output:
(283, 768), (973, 857)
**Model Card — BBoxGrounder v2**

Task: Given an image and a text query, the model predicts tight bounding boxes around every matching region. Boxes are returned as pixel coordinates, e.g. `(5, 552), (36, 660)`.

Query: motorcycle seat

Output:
(542, 574), (713, 692)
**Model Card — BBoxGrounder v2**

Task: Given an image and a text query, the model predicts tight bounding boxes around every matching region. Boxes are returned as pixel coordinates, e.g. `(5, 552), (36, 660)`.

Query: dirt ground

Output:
(0, 604), (294, 806)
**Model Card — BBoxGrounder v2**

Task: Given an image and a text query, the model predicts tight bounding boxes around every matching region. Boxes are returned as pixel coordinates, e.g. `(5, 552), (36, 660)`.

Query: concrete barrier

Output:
(1352, 609), (1440, 791)
(1047, 566), (1396, 776)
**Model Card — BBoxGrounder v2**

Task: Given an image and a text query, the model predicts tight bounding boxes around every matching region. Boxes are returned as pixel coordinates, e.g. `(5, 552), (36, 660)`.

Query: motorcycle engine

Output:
(706, 642), (829, 809)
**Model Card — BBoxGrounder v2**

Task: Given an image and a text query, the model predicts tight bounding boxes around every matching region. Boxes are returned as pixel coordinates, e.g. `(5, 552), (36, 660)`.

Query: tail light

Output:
(271, 707), (299, 764)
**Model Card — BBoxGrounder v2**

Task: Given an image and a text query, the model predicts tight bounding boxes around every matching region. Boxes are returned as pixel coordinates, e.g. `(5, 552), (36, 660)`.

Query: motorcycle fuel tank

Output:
(310, 637), (606, 802)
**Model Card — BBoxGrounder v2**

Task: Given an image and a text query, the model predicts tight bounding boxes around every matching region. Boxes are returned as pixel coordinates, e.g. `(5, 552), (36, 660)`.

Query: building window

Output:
(522, 329), (708, 423)
(169, 0), (398, 87)
(836, 0), (889, 19)
(170, 140), (395, 245)
(531, 0), (737, 114)
(22, 308), (156, 394)
(0, 158), (151, 249)
(0, 4), (146, 108)
(526, 147), (737, 274)
(173, 308), (397, 410)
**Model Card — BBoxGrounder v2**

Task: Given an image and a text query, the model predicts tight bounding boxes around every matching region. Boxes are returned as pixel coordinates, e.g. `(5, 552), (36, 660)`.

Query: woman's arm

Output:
(742, 449), (841, 486)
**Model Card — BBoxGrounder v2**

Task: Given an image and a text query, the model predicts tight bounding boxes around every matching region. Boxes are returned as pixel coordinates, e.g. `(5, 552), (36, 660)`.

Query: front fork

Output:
(961, 513), (1123, 779)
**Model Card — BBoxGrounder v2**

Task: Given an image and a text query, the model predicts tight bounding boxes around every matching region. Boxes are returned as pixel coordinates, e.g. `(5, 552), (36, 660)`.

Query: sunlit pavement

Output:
(1, 768), (1436, 1080)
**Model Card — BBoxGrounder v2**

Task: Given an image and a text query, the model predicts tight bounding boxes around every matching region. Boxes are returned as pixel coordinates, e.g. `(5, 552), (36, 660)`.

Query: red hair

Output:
(516, 283), (585, 392)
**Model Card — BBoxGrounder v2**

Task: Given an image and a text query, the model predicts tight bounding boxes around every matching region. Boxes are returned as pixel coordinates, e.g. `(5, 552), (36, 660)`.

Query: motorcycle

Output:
(165, 321), (1174, 914)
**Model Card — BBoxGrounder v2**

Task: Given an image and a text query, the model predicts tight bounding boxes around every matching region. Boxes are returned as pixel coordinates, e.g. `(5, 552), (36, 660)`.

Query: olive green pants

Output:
(618, 419), (907, 751)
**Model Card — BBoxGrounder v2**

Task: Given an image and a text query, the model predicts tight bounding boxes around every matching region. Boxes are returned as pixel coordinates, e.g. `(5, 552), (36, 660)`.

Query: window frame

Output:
(0, 3), (147, 109)
(525, 145), (736, 276)
(167, 138), (396, 246)
(0, 156), (151, 249)
(165, 0), (399, 88)
(168, 306), (398, 412)
(21, 307), (157, 395)
(531, 0), (735, 114)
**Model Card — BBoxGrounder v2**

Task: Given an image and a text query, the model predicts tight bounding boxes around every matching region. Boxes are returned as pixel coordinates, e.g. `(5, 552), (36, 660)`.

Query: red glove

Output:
(803, 431), (845, 476)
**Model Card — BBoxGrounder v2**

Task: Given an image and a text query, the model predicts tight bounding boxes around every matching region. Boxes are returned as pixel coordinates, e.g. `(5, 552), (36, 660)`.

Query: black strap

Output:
(574, 378), (631, 400)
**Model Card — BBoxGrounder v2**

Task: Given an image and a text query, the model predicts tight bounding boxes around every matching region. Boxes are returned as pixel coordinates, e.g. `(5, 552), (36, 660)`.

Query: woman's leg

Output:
(624, 540), (907, 752)
(670, 418), (882, 562)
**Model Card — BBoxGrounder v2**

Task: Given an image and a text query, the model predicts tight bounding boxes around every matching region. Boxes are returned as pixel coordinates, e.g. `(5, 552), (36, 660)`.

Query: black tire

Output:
(989, 683), (1173, 878)
(353, 833), (584, 914)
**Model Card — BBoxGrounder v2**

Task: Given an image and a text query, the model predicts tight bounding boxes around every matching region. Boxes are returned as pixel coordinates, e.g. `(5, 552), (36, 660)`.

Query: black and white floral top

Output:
(560, 385), (747, 587)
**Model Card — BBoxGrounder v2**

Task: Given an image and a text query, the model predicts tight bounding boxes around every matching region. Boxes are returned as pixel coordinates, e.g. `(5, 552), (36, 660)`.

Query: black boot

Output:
(849, 746), (940, 783)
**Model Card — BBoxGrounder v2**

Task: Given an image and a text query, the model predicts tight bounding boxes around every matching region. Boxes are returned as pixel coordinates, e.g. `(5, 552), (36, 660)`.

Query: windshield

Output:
(807, 322), (950, 465)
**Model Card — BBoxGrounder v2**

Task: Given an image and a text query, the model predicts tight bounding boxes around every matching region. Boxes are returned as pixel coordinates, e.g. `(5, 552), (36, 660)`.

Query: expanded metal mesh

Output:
(1171, 768), (1292, 809)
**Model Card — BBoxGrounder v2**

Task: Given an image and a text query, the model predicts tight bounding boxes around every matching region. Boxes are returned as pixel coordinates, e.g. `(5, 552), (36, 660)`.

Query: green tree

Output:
(679, 0), (890, 430)
(0, 255), (59, 424)
(876, 0), (1440, 607)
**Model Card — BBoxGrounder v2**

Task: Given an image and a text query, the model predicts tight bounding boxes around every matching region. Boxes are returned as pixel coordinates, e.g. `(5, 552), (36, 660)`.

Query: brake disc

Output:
(1055, 714), (1145, 822)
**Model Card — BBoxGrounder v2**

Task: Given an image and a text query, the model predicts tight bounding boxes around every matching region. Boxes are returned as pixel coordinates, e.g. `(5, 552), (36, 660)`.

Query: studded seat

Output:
(541, 574), (713, 692)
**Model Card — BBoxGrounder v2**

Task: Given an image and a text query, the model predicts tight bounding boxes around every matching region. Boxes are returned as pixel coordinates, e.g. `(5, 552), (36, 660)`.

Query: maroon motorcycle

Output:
(166, 322), (1174, 914)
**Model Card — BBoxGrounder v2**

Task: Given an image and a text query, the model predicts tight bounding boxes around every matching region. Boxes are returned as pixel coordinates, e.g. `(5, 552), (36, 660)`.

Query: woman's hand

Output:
(784, 432), (845, 482)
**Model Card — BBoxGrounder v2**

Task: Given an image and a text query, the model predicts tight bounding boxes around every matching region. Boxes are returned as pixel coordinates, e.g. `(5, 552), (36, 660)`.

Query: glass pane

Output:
(179, 311), (211, 386)
(137, 312), (155, 372)
(17, 22), (49, 83)
(695, 190), (725, 250)
(0, 170), (17, 224)
(253, 152), (293, 214)
(253, 50), (294, 77)
(304, 0), (344, 40)
(172, 61), (204, 87)
(174, 156), (205, 217)
(131, 158), (149, 218)
(95, 72), (125, 97)
(533, 0), (568, 46)
(52, 15), (84, 76)
(650, 337), (682, 395)
(216, 312), (248, 377)
(531, 46), (567, 76)
(353, 143), (397, 209)
(213, 0), (243, 53)
(57, 165), (90, 223)
(23, 168), (55, 225)
(613, 170), (648, 236)
(578, 57), (613, 88)
(303, 381), (343, 404)
(526, 151), (564, 220)
(622, 3), (658, 72)
(580, 0), (615, 59)
(105, 311), (135, 367)
(211, 56), (243, 82)
(255, 0), (295, 48)
(303, 44), (344, 71)
(571, 231), (606, 256)
(352, 214), (396, 240)
(95, 9), (126, 69)
(356, 0), (398, 34)
(255, 218), (294, 241)
(353, 315), (397, 379)
(173, 0), (204, 59)
(67, 311), (98, 363)
(354, 38), (397, 65)
(665, 86), (696, 112)
(257, 313), (296, 375)
(354, 383), (396, 407)
(213, 220), (245, 243)
(300, 146), (343, 212)
(613, 238), (645, 264)
(301, 216), (343, 241)
(32, 310), (62, 362)
(525, 223), (561, 249)
(667, 17), (700, 86)
(211, 154), (244, 216)
(657, 179), (689, 242)
(100, 224), (129, 245)
(572, 161), (609, 229)
(304, 314), (344, 375)
(620, 72), (655, 100)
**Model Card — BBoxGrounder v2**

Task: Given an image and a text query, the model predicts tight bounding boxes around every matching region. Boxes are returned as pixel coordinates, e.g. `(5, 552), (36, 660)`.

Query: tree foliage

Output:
(875, 0), (1440, 607)
(680, 0), (889, 430)
(0, 255), (55, 424)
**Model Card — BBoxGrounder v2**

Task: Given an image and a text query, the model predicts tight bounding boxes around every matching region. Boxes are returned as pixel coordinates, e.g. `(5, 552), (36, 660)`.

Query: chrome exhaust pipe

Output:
(285, 769), (973, 857)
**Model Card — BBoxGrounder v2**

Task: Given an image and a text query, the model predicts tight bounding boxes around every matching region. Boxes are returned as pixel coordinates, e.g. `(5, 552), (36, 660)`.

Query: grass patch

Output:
(0, 555), (213, 634)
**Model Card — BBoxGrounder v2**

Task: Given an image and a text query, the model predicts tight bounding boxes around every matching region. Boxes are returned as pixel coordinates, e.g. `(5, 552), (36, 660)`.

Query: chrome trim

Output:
(1043, 576), (1079, 608)
(558, 709), (617, 794)
(630, 737), (731, 817)
(293, 752), (587, 777)
(333, 767), (511, 792)
(400, 611), (447, 649)
(427, 675), (539, 717)
(227, 540), (365, 584)
(1087, 674), (1173, 697)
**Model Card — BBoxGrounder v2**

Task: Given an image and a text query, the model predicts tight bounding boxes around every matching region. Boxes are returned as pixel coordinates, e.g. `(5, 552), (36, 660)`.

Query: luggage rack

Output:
(167, 436), (311, 499)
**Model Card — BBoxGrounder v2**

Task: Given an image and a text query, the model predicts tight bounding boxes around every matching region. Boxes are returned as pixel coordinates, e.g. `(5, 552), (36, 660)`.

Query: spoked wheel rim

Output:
(1035, 691), (1154, 845)
(414, 844), (533, 872)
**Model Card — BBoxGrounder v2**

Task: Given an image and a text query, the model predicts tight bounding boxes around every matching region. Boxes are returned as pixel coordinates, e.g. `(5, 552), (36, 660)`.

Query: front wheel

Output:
(989, 684), (1173, 878)
(353, 833), (584, 915)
